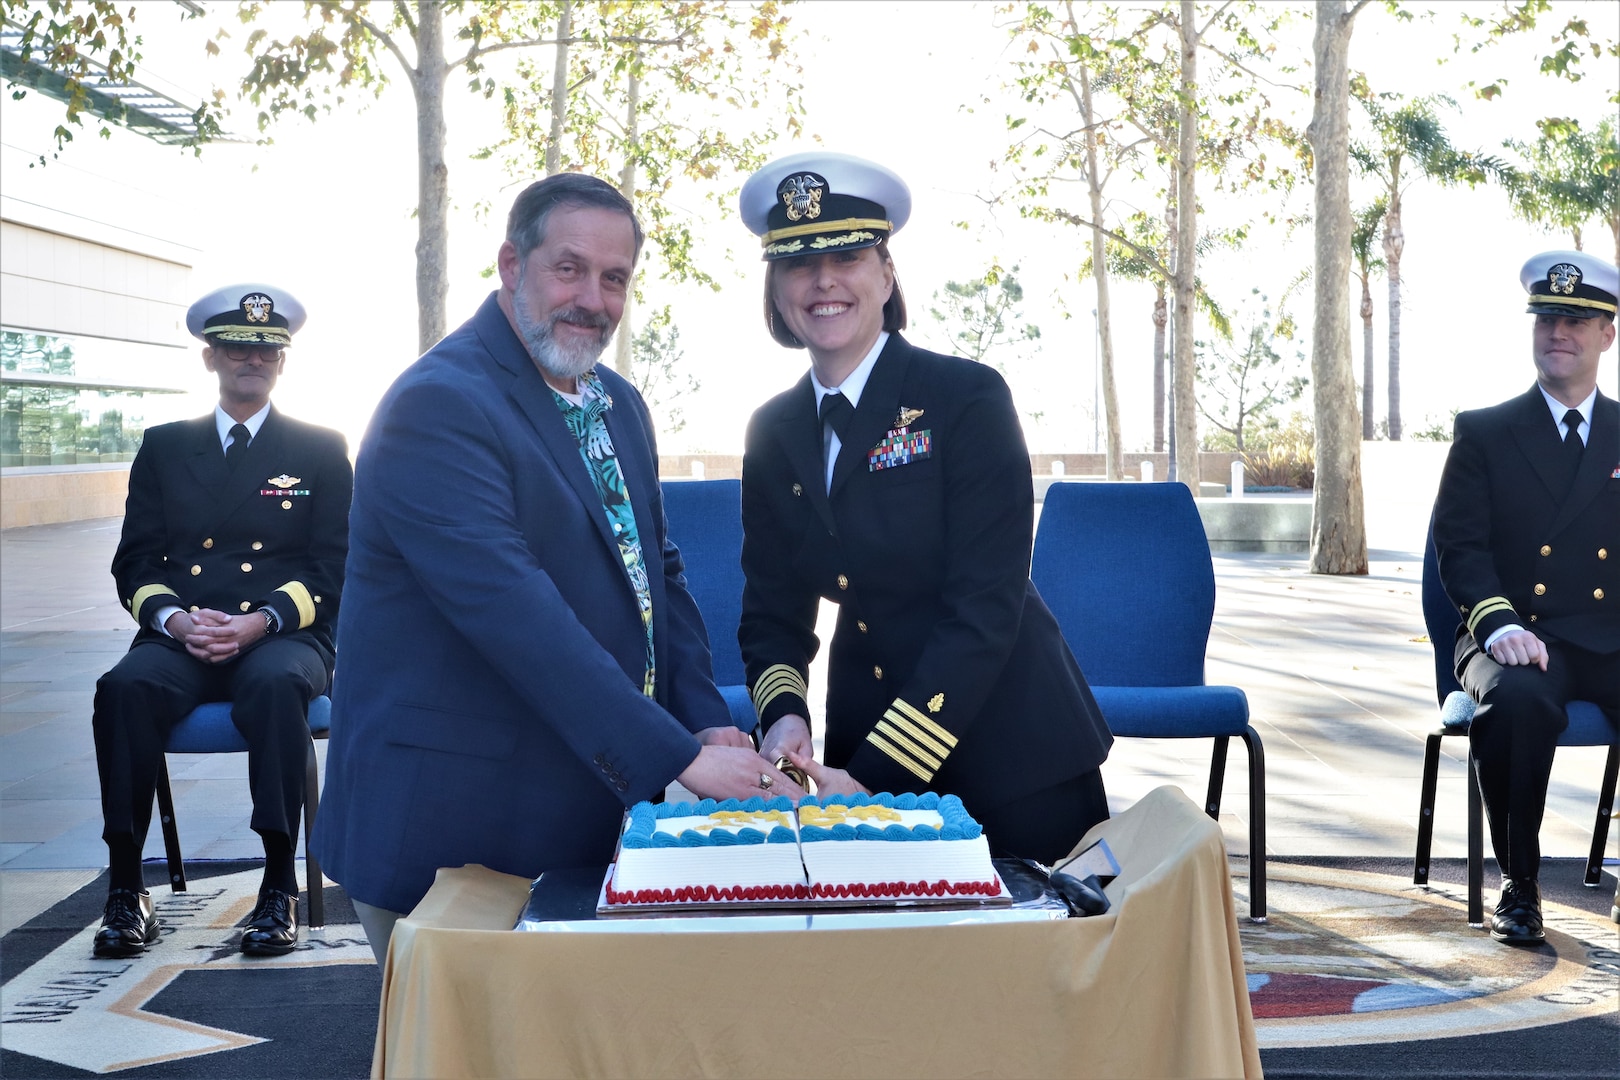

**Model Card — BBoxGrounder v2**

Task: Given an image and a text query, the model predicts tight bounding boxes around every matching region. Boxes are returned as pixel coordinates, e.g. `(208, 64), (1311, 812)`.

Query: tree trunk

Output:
(1359, 269), (1374, 440)
(412, 3), (449, 354)
(1079, 61), (1122, 479)
(1306, 0), (1368, 576)
(1152, 281), (1167, 453)
(1381, 188), (1404, 441)
(545, 0), (572, 176)
(1172, 0), (1199, 494)
(612, 57), (641, 379)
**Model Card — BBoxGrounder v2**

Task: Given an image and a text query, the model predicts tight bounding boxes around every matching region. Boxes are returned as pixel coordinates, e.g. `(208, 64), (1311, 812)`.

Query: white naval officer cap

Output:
(1520, 251), (1618, 319)
(739, 152), (912, 261)
(186, 284), (308, 346)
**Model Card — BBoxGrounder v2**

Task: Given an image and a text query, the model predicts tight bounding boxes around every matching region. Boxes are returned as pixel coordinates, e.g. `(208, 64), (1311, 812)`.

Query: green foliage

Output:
(2, 0), (225, 156)
(925, 263), (1041, 368)
(1501, 115), (1617, 248)
(1195, 285), (1308, 452)
(1234, 411), (1314, 489)
(477, 1), (804, 289)
(627, 303), (696, 434)
(1405, 410), (1458, 443)
(1351, 94), (1515, 194)
(1456, 0), (1620, 104)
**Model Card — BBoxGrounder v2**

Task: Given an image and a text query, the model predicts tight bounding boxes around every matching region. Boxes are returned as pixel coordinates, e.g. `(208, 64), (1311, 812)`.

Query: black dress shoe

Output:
(241, 887), (299, 956)
(93, 889), (161, 958)
(1490, 877), (1546, 945)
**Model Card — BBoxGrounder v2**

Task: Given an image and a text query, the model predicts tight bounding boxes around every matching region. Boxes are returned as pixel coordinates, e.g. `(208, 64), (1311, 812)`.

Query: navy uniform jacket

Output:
(312, 293), (732, 916)
(113, 408), (351, 662)
(739, 333), (1113, 814)
(1434, 385), (1620, 656)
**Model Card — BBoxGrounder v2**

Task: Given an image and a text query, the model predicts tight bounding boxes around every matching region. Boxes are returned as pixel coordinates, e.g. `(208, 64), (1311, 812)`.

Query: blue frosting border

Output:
(797, 792), (983, 843)
(620, 796), (797, 849)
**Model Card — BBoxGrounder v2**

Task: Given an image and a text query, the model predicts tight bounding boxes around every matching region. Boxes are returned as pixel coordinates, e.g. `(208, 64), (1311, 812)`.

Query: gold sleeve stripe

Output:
(276, 581), (317, 629)
(865, 731), (934, 783)
(874, 718), (943, 771)
(1465, 597), (1516, 635)
(890, 697), (957, 748)
(881, 708), (951, 760)
(752, 664), (807, 715)
(130, 584), (180, 620)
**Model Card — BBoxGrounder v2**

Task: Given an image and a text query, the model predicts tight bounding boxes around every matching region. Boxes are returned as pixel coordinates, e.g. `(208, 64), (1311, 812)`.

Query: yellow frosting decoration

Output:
(797, 804), (904, 828)
(690, 809), (792, 832)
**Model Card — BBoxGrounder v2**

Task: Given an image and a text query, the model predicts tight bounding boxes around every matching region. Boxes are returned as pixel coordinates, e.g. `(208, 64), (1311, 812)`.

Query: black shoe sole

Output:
(93, 932), (158, 959)
(240, 936), (298, 956)
(1489, 929), (1547, 945)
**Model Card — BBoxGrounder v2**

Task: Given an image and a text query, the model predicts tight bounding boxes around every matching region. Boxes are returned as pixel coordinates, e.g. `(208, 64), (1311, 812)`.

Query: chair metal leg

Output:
(1242, 726), (1267, 923)
(156, 756), (187, 893)
(1413, 732), (1444, 885)
(1466, 752), (1484, 928)
(1584, 743), (1618, 888)
(304, 735), (325, 928)
(1204, 735), (1230, 820)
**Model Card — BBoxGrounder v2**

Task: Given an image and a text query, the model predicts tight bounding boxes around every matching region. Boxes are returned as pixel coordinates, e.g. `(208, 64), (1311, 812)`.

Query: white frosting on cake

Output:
(609, 807), (805, 898)
(799, 834), (996, 891)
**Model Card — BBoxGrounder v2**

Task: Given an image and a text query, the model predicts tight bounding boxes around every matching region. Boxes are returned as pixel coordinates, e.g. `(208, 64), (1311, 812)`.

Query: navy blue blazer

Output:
(312, 293), (731, 915)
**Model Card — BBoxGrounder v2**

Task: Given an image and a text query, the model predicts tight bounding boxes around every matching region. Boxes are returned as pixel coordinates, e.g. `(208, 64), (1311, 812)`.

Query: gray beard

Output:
(512, 272), (613, 382)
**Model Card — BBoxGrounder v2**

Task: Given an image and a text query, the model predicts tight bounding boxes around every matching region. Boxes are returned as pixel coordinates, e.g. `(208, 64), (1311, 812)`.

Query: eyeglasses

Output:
(220, 345), (285, 362)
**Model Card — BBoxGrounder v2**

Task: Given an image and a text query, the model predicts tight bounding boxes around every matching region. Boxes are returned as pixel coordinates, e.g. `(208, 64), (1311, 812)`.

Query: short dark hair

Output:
(507, 173), (645, 264)
(763, 239), (908, 349)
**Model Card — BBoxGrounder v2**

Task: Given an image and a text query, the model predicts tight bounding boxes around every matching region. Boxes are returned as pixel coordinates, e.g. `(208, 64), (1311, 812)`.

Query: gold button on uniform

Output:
(792, 483), (803, 496)
(873, 666), (883, 680)
(203, 538), (214, 549)
(1539, 545), (1551, 556)
(857, 621), (868, 633)
(252, 541), (263, 551)
(837, 574), (849, 590)
(282, 500), (293, 509)
(239, 602), (252, 612)
(1596, 589), (1606, 600)
(1530, 614), (1538, 622)
(314, 595), (322, 604)
(1534, 583), (1546, 595)
(1600, 548), (1609, 560)
(241, 562), (253, 573)
(190, 564), (202, 576)
(189, 605), (200, 612)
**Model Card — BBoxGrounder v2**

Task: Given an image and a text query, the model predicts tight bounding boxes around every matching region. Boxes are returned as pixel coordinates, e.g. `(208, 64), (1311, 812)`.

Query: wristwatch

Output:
(261, 608), (276, 635)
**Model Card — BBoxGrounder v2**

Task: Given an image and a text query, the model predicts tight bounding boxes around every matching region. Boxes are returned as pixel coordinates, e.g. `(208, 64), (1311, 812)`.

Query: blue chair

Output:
(155, 696), (331, 928)
(1031, 482), (1265, 921)
(660, 478), (759, 735)
(1413, 521), (1617, 926)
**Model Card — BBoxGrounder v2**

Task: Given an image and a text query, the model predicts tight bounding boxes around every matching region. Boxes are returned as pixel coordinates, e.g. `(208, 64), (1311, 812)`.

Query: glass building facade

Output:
(1, 328), (197, 468)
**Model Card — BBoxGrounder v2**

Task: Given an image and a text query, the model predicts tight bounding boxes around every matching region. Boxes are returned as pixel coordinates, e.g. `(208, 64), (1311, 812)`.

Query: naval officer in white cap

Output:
(91, 284), (352, 959)
(1432, 250), (1618, 944)
(733, 152), (1115, 863)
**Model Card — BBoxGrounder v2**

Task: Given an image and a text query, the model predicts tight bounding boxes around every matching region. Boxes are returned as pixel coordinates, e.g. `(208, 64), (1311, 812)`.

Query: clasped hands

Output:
(678, 714), (870, 804)
(163, 607), (270, 664)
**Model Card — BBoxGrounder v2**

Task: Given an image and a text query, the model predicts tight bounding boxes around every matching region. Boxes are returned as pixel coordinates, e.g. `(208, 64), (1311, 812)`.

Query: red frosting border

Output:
(604, 877), (1001, 906)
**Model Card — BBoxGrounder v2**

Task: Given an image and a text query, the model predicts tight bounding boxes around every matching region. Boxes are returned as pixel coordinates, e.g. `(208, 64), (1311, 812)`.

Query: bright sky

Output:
(2, 0), (1615, 454)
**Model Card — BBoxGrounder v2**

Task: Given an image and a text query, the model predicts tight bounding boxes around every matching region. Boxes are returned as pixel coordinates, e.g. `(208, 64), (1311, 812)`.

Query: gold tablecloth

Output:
(374, 784), (1261, 1079)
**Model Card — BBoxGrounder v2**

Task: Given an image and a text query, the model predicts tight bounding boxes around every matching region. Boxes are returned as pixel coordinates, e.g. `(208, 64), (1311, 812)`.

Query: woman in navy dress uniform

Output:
(735, 153), (1113, 863)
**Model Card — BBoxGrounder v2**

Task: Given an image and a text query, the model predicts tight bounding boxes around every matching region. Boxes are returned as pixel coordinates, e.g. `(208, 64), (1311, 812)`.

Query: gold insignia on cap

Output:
(268, 474), (300, 487)
(928, 693), (944, 713)
(896, 407), (924, 428)
(779, 173), (825, 222)
(1547, 263), (1582, 295)
(241, 293), (275, 324)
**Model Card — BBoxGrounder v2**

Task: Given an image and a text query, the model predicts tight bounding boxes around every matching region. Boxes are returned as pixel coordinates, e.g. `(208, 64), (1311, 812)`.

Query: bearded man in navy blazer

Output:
(313, 174), (803, 964)
(93, 284), (351, 959)
(1433, 250), (1619, 946)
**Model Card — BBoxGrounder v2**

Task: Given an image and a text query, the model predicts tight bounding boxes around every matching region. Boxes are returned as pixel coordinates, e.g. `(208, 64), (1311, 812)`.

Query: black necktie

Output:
(225, 423), (251, 472)
(1562, 407), (1584, 464)
(820, 392), (855, 472)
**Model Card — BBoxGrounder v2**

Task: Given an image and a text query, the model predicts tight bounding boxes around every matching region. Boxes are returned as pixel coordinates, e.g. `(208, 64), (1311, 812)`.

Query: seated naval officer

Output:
(1432, 250), (1619, 945)
(91, 284), (352, 958)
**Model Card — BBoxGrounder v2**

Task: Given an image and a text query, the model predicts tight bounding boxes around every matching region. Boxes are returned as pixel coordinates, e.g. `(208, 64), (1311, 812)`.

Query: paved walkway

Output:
(3, 513), (1614, 934)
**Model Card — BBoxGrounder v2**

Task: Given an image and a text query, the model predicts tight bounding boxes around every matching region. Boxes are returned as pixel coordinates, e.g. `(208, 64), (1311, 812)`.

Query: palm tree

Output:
(1349, 198), (1386, 441)
(1351, 95), (1511, 440)
(1503, 116), (1620, 267)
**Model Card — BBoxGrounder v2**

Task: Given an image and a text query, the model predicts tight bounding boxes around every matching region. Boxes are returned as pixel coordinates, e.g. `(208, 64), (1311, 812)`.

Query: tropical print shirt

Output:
(551, 370), (655, 697)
